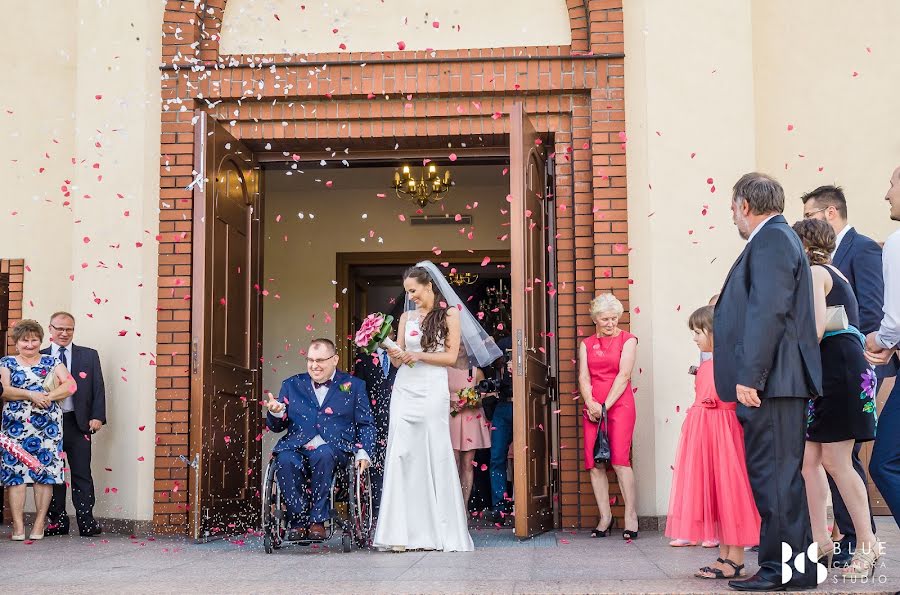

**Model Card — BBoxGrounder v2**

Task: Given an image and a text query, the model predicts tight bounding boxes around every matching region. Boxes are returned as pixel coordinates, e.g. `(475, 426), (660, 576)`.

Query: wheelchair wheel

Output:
(341, 532), (352, 553)
(349, 464), (374, 548)
(262, 459), (284, 553)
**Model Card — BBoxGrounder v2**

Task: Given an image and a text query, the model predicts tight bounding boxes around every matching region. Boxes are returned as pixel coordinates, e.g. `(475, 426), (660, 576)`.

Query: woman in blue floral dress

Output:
(793, 220), (879, 578)
(0, 319), (74, 541)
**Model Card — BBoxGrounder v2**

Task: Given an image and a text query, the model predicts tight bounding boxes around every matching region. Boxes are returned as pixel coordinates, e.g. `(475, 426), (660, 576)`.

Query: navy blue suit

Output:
(353, 349), (396, 511)
(714, 215), (820, 586)
(833, 227), (898, 378)
(41, 344), (106, 533)
(267, 371), (375, 526)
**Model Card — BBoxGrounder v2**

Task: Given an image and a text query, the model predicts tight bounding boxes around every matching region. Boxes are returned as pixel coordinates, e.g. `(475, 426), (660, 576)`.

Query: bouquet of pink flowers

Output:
(450, 387), (481, 417)
(0, 434), (43, 473)
(354, 312), (411, 366)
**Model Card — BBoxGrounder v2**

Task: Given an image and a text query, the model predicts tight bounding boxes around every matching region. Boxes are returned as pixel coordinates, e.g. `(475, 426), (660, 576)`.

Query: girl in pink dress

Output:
(665, 306), (760, 580)
(448, 366), (491, 507)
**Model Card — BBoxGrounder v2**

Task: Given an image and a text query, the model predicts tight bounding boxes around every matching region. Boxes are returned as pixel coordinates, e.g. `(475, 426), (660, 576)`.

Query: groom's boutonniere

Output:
(339, 381), (352, 393)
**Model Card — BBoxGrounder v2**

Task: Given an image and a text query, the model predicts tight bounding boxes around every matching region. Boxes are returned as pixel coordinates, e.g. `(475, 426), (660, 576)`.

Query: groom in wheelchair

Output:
(265, 338), (375, 542)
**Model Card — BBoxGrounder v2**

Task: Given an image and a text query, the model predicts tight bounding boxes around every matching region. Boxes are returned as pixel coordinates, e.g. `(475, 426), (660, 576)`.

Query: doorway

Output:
(188, 103), (559, 539)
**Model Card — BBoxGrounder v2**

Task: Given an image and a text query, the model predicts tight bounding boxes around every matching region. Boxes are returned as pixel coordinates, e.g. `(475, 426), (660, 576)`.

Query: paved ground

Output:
(1, 519), (897, 594)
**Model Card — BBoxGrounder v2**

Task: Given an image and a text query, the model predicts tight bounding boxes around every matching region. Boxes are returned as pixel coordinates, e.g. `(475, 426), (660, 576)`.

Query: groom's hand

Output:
(735, 384), (761, 408)
(265, 394), (285, 414)
(355, 458), (370, 470)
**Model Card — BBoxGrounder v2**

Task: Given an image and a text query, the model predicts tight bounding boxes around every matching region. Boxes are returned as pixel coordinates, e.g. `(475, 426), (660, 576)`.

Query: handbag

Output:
(825, 305), (848, 332)
(592, 405), (612, 466)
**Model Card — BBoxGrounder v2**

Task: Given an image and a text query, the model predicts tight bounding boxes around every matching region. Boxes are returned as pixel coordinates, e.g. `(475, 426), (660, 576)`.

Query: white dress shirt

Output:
(832, 225), (853, 258)
(747, 214), (779, 243)
(272, 371), (369, 462)
(50, 342), (74, 413)
(876, 229), (900, 350)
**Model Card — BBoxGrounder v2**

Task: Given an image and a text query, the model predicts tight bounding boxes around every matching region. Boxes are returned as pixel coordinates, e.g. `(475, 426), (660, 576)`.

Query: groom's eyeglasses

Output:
(306, 354), (337, 365)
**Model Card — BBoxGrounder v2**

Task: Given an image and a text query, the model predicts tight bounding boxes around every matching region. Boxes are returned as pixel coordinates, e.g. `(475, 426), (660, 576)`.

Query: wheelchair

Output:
(262, 454), (374, 554)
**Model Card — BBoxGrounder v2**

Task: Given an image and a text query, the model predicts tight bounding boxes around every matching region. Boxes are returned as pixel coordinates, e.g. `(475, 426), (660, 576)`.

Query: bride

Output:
(373, 261), (502, 552)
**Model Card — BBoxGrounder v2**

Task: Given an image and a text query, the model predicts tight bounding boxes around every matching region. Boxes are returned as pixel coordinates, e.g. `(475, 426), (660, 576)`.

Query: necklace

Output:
(594, 332), (619, 356)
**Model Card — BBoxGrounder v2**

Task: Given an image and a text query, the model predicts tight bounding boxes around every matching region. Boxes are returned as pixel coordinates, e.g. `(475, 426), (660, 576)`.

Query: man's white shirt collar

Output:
(832, 225), (853, 257)
(747, 214), (779, 243)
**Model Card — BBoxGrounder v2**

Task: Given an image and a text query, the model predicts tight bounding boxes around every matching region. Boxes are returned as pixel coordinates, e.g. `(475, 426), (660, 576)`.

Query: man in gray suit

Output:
(714, 173), (822, 592)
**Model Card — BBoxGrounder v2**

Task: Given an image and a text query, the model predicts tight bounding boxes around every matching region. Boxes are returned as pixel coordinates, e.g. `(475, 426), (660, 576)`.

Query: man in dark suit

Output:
(353, 346), (396, 512)
(265, 338), (375, 541)
(714, 173), (822, 592)
(801, 185), (888, 564)
(42, 311), (106, 537)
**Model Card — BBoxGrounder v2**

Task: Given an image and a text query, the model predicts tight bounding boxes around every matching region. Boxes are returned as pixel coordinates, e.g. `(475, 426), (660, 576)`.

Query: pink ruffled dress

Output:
(665, 359), (760, 546)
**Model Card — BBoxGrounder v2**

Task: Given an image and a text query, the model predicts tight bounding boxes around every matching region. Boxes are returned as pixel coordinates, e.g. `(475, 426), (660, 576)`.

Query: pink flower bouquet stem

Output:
(354, 313), (413, 366)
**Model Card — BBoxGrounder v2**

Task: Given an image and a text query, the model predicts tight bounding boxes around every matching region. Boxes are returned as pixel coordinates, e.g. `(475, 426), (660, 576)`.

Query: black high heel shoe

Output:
(590, 517), (615, 538)
(622, 527), (638, 541)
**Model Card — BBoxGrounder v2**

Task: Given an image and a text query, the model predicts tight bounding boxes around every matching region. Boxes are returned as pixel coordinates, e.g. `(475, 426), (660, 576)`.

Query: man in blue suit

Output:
(802, 185), (892, 564)
(41, 311), (106, 537)
(265, 338), (375, 541)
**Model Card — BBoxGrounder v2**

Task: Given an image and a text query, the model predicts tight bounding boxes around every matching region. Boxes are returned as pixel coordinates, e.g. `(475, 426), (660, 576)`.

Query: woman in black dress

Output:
(793, 219), (879, 578)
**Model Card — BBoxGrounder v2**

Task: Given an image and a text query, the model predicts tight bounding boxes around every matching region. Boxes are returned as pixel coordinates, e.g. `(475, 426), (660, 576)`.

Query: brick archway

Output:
(157, 0), (626, 535)
(183, 0), (593, 61)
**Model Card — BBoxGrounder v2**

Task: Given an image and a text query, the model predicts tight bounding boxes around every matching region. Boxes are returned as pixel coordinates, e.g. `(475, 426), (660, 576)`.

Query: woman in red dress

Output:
(579, 293), (638, 540)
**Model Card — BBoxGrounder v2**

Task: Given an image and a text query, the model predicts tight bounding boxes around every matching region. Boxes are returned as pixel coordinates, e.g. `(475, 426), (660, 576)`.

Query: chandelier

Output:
(391, 163), (451, 208)
(448, 272), (479, 286)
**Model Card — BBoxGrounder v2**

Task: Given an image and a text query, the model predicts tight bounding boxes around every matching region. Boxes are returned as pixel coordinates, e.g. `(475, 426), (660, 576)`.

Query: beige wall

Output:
(624, 0), (757, 517)
(752, 0), (900, 233)
(219, 0), (572, 55)
(625, 0), (900, 517)
(1, 0), (163, 521)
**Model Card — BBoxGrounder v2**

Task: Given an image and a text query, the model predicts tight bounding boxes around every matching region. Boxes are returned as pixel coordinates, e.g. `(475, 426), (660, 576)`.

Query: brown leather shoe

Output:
(285, 526), (308, 541)
(309, 522), (327, 540)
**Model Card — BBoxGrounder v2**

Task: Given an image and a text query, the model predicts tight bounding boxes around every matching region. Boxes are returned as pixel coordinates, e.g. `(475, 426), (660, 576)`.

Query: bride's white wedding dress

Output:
(373, 314), (474, 552)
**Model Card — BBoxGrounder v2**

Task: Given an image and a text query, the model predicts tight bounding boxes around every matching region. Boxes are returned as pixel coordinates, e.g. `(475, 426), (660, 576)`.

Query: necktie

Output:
(59, 346), (68, 368)
(380, 351), (390, 378)
(313, 379), (333, 390)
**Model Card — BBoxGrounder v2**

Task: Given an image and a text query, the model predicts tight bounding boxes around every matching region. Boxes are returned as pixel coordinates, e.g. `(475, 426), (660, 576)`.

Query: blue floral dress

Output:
(0, 355), (65, 485)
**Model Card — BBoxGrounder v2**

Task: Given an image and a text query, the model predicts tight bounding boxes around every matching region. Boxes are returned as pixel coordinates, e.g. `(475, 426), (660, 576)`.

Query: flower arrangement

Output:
(0, 434), (43, 473)
(451, 387), (481, 417)
(354, 312), (410, 366)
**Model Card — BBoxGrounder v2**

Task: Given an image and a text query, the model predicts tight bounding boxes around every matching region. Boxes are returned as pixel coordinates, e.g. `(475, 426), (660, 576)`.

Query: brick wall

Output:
(1, 258), (24, 524)
(157, 0), (626, 533)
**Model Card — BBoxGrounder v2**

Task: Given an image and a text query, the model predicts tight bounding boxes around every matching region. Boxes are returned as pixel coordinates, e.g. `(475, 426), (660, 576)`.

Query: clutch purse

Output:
(42, 373), (58, 392)
(592, 405), (612, 466)
(825, 305), (849, 332)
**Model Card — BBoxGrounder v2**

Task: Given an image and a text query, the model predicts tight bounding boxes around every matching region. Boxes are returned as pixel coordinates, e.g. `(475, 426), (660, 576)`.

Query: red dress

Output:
(582, 331), (637, 469)
(665, 359), (760, 546)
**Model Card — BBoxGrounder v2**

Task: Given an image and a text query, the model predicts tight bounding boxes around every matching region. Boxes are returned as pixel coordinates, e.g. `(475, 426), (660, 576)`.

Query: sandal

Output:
(842, 543), (880, 579)
(590, 517), (614, 538)
(694, 558), (744, 580)
(669, 539), (697, 547)
(622, 529), (638, 541)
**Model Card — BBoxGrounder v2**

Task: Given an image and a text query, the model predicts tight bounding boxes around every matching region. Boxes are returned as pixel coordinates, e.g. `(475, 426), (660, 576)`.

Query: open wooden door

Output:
(510, 102), (555, 538)
(189, 112), (264, 540)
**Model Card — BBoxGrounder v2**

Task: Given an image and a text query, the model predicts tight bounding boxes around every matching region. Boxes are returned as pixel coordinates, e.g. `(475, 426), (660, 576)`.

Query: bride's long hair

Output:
(403, 265), (448, 353)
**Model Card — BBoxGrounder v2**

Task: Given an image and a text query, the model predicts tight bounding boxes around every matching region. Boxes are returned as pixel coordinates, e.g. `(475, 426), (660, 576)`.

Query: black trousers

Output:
(737, 398), (815, 585)
(827, 442), (876, 546)
(48, 412), (97, 531)
(370, 391), (391, 512)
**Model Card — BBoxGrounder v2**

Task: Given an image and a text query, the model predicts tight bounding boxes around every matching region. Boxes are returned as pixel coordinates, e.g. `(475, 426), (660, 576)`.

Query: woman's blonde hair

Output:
(589, 293), (624, 319)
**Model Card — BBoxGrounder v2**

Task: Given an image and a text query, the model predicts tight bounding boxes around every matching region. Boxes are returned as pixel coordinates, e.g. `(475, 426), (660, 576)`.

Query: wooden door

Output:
(190, 112), (264, 540)
(509, 102), (554, 538)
